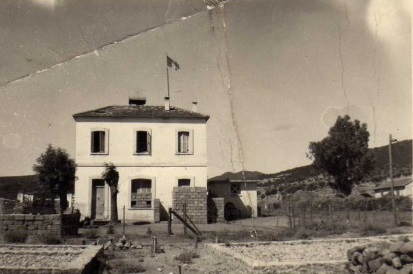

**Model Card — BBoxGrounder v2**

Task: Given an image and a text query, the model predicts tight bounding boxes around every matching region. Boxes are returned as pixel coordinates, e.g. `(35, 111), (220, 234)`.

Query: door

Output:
(91, 179), (105, 220)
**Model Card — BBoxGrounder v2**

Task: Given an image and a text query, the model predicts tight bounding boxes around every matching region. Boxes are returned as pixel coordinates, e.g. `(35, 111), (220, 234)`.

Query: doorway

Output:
(91, 179), (105, 220)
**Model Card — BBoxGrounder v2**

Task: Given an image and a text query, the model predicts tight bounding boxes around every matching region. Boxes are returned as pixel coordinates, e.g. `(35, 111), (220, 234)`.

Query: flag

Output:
(167, 56), (180, 70)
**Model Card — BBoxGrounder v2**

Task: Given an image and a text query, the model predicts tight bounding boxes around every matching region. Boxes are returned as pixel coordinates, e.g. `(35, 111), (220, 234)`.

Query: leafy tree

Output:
(308, 115), (374, 196)
(33, 144), (76, 213)
(102, 163), (119, 224)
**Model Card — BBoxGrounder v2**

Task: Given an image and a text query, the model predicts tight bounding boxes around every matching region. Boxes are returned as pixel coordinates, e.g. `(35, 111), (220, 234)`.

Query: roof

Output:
(208, 171), (265, 182)
(374, 177), (412, 191)
(73, 105), (209, 120)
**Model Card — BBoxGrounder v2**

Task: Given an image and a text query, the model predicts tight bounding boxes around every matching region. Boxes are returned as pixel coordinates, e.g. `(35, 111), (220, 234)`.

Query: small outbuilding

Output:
(374, 177), (412, 198)
(207, 171), (262, 221)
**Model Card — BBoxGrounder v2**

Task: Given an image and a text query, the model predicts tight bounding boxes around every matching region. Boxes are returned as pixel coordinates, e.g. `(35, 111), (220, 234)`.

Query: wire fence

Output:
(260, 194), (412, 231)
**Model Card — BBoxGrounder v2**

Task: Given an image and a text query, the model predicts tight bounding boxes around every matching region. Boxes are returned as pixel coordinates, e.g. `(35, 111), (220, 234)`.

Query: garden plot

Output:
(0, 245), (102, 274)
(207, 234), (413, 273)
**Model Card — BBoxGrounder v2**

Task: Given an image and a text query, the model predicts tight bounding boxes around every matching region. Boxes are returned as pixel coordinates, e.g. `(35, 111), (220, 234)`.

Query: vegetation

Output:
(102, 164), (120, 224)
(32, 144), (76, 213)
(261, 140), (411, 196)
(38, 234), (62, 245)
(308, 115), (375, 196)
(4, 230), (28, 243)
(83, 228), (100, 239)
(175, 250), (200, 264)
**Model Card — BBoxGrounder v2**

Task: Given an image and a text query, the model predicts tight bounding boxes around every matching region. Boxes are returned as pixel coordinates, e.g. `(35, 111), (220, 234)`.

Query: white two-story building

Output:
(73, 97), (209, 222)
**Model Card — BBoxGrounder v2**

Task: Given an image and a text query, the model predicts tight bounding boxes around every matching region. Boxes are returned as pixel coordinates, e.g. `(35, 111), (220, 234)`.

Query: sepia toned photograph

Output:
(0, 0), (411, 273)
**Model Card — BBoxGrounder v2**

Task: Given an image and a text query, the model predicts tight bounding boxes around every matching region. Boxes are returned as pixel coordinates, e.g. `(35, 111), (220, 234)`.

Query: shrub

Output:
(83, 228), (99, 239)
(4, 230), (28, 243)
(39, 234), (62, 245)
(106, 225), (115, 235)
(360, 222), (387, 236)
(175, 250), (199, 264)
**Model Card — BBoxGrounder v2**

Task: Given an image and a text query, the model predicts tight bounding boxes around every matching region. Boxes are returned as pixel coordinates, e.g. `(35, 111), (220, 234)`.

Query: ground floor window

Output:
(178, 178), (191, 187)
(131, 179), (152, 208)
(230, 183), (241, 194)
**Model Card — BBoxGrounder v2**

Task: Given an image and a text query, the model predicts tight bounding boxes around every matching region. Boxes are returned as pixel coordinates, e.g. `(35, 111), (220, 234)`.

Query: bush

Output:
(39, 234), (62, 244)
(360, 222), (387, 236)
(4, 230), (28, 243)
(175, 250), (200, 264)
(106, 225), (115, 235)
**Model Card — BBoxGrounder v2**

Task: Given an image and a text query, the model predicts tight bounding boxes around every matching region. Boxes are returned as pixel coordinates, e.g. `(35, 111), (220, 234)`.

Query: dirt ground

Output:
(71, 216), (412, 274)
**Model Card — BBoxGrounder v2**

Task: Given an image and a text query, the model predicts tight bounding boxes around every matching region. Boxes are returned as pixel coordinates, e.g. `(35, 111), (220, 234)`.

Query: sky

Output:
(0, 0), (411, 177)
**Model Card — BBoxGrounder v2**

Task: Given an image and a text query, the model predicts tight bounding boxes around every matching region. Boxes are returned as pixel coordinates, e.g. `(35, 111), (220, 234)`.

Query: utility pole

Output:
(389, 134), (399, 226)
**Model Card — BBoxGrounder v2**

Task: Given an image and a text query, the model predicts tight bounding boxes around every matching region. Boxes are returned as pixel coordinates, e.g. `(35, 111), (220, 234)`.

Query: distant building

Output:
(73, 97), (209, 223)
(374, 177), (412, 198)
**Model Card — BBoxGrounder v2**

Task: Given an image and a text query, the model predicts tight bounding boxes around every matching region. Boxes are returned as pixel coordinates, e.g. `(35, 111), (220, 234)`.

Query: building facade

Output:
(73, 98), (209, 222)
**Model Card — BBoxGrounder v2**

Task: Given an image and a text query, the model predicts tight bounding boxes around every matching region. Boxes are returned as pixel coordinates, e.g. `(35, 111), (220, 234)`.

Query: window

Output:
(177, 130), (193, 154)
(131, 179), (152, 208)
(178, 179), (191, 187)
(91, 130), (107, 154)
(230, 183), (241, 194)
(135, 131), (151, 154)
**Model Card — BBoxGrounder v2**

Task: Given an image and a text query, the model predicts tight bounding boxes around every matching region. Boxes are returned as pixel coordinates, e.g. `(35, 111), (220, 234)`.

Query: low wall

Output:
(0, 213), (80, 238)
(208, 197), (225, 223)
(172, 187), (207, 224)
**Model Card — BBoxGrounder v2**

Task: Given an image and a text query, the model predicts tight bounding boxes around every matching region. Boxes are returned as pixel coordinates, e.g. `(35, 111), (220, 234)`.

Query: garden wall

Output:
(0, 213), (80, 238)
(172, 187), (207, 224)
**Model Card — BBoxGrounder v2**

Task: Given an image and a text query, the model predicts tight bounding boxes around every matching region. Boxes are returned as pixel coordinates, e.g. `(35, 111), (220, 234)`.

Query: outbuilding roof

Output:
(73, 105), (209, 120)
(208, 171), (265, 182)
(374, 177), (412, 191)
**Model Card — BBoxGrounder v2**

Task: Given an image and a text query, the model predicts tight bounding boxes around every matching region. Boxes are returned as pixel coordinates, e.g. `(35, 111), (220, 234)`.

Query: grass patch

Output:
(175, 250), (200, 264)
(105, 258), (145, 274)
(83, 228), (100, 239)
(38, 234), (62, 244)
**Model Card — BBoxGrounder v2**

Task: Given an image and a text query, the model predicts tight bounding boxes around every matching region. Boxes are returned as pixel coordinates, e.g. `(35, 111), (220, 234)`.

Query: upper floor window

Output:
(135, 130), (151, 154)
(178, 178), (191, 187)
(177, 130), (193, 154)
(91, 130), (108, 154)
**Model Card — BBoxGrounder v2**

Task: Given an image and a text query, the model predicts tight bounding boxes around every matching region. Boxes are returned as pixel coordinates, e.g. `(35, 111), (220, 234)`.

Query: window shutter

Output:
(91, 132), (94, 152)
(100, 131), (105, 152)
(147, 131), (151, 154)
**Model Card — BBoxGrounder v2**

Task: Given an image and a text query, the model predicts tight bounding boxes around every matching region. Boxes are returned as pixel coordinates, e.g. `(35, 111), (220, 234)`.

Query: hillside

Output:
(260, 139), (412, 191)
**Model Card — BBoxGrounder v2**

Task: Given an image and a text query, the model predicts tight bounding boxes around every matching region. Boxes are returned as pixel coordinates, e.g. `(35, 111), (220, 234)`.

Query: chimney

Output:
(164, 96), (170, 111)
(129, 97), (146, 106)
(192, 101), (198, 112)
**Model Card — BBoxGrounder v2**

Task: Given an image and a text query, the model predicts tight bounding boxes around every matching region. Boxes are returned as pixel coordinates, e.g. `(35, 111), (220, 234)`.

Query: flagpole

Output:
(166, 55), (170, 98)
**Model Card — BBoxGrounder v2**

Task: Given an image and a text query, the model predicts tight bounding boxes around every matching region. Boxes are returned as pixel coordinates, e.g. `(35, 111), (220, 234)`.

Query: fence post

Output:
(183, 202), (187, 236)
(288, 200), (292, 229)
(122, 205), (126, 236)
(168, 207), (173, 235)
(310, 201), (313, 223)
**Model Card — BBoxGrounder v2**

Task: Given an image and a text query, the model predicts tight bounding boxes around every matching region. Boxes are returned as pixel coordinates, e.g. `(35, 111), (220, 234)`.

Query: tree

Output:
(33, 144), (76, 213)
(102, 163), (119, 224)
(308, 115), (374, 196)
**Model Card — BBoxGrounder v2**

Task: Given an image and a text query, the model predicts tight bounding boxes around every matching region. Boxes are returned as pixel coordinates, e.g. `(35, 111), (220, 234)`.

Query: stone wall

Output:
(207, 197), (225, 223)
(0, 213), (80, 238)
(172, 187), (207, 224)
(346, 238), (413, 274)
